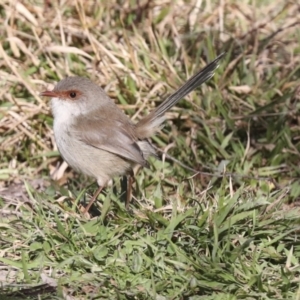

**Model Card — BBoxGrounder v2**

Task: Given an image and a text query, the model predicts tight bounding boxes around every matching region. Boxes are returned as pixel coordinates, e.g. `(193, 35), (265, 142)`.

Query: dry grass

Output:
(1, 0), (300, 299)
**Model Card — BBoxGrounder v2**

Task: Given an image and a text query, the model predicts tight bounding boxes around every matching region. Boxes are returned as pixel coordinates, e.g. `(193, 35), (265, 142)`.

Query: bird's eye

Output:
(69, 91), (77, 98)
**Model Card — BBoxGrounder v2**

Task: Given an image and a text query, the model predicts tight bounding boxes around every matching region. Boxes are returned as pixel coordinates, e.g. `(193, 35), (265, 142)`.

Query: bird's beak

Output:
(40, 90), (57, 97)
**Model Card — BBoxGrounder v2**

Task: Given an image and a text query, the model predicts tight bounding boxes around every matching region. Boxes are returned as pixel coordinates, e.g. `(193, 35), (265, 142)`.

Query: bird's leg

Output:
(83, 185), (103, 213)
(126, 170), (135, 209)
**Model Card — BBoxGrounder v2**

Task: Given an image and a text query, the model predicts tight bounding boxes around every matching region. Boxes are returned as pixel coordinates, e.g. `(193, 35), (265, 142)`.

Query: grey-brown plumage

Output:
(41, 52), (225, 212)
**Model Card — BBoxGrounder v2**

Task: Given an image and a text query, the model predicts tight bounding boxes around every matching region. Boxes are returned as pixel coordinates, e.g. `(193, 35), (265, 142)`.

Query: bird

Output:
(40, 52), (225, 213)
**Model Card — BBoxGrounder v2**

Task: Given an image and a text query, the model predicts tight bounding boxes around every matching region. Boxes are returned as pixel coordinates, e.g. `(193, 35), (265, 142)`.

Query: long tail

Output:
(136, 52), (225, 139)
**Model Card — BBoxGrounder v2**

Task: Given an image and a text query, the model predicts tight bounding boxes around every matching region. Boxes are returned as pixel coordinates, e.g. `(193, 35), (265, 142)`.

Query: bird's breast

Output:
(53, 119), (132, 185)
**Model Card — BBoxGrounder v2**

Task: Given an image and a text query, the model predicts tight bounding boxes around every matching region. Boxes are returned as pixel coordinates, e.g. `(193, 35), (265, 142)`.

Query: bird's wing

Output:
(72, 114), (147, 166)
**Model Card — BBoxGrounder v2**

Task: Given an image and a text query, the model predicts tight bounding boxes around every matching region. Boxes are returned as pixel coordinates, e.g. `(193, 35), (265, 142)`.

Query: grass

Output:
(1, 0), (300, 299)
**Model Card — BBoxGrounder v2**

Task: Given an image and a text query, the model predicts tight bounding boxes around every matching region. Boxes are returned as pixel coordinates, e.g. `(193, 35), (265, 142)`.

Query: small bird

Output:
(41, 53), (225, 212)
